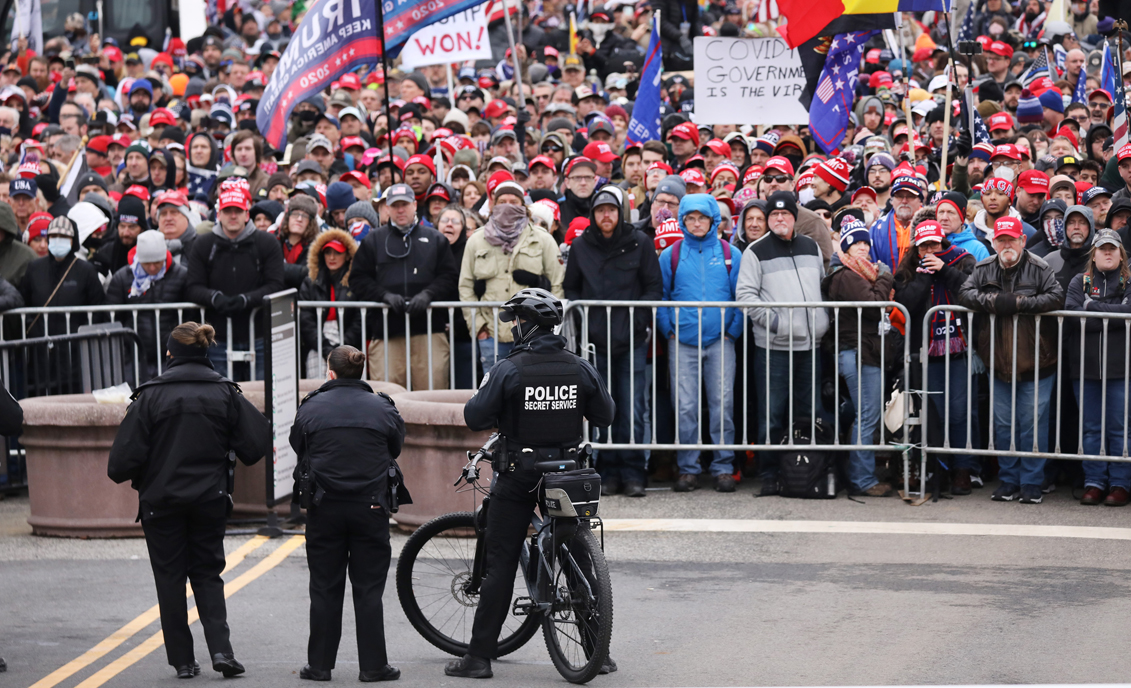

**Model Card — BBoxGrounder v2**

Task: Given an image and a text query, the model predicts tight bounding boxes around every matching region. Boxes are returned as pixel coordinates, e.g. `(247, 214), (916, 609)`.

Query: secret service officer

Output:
(108, 321), (272, 680)
(290, 345), (408, 683)
(446, 288), (616, 679)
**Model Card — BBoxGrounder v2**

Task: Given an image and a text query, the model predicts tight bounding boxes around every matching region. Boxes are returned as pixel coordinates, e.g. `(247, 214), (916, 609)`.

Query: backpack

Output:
(669, 239), (732, 280)
(777, 417), (839, 499)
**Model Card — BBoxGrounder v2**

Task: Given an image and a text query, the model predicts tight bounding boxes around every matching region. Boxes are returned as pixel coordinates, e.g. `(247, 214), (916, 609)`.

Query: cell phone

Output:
(64, 57), (75, 70)
(956, 40), (982, 56)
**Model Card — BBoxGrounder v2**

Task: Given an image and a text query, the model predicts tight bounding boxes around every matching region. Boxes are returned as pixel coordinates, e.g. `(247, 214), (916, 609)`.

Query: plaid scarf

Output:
(927, 245), (970, 357)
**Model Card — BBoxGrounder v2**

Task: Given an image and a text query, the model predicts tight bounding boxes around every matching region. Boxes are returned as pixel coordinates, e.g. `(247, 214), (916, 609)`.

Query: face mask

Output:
(1043, 217), (1065, 247)
(797, 188), (815, 205)
(238, 119), (257, 131)
(268, 31), (281, 40)
(48, 237), (71, 258)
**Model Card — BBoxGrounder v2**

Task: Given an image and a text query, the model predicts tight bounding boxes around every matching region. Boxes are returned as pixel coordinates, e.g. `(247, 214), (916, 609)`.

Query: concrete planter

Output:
(390, 389), (493, 530)
(20, 395), (137, 538)
(233, 380), (406, 517)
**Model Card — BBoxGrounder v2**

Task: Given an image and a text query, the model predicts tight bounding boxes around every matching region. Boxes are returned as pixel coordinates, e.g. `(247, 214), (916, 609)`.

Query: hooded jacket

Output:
(1045, 205), (1095, 291)
(0, 202), (36, 285)
(1064, 265), (1131, 380)
(562, 186), (663, 356)
(973, 205), (1037, 241)
(184, 221), (287, 343)
(18, 218), (106, 337)
(106, 251), (189, 379)
(731, 200), (767, 253)
(297, 229), (363, 358)
(658, 194), (743, 347)
(1025, 199), (1069, 258)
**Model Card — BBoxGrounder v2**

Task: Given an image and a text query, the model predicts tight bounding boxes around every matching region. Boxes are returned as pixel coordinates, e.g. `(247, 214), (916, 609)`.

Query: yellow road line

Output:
(27, 536), (269, 688)
(73, 535), (305, 688)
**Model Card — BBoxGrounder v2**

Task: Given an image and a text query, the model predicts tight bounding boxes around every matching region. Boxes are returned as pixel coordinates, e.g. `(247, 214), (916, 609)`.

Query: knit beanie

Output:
(344, 200), (379, 227)
(326, 181), (356, 212)
(937, 191), (968, 221)
(839, 219), (871, 253)
(814, 157), (851, 192)
(766, 191), (797, 219)
(1039, 88), (1065, 114)
(1016, 89), (1044, 124)
(117, 195), (149, 231)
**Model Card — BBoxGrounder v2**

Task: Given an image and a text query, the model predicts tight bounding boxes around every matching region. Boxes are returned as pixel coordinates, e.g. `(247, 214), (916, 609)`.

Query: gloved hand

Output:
(512, 269), (551, 290)
(473, 279), (487, 298)
(382, 292), (406, 313)
(516, 108), (531, 125)
(994, 292), (1019, 316)
(407, 290), (432, 315)
(954, 130), (972, 158)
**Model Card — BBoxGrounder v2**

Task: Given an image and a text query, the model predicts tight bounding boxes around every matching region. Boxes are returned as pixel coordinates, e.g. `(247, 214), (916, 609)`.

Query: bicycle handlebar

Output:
(456, 432), (501, 486)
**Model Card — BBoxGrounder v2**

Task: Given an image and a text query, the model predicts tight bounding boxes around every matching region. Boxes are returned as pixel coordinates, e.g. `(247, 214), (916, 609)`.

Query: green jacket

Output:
(458, 223), (564, 342)
(0, 206), (35, 287)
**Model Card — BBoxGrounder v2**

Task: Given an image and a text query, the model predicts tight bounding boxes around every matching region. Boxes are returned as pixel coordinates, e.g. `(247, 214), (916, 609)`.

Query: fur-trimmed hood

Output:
(307, 228), (358, 285)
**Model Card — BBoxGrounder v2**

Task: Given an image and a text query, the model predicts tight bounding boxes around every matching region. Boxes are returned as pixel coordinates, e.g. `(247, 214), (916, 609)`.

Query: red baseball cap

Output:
(340, 136), (367, 151)
(218, 187), (249, 211)
(483, 99), (509, 119)
(679, 168), (707, 187)
(1088, 88), (1113, 103)
(322, 240), (347, 253)
(149, 108), (176, 127)
(340, 170), (371, 189)
(763, 156), (795, 177)
(564, 156), (596, 177)
(991, 144), (1021, 161)
(486, 169), (516, 197)
(529, 155), (557, 171)
(565, 217), (588, 245)
(871, 71), (893, 89)
(129, 185), (154, 203)
(994, 216), (1024, 238)
(1018, 169), (1049, 195)
(86, 135), (112, 155)
(669, 122), (700, 147)
(103, 46), (123, 62)
(701, 139), (731, 158)
(983, 176), (1015, 198)
(988, 41), (1013, 59)
(742, 165), (763, 186)
(987, 112), (1014, 132)
(851, 186), (877, 204)
(647, 161), (673, 176)
(582, 141), (618, 163)
(913, 220), (945, 245)
(534, 199), (560, 223)
(1117, 143), (1131, 162)
(338, 73), (361, 90)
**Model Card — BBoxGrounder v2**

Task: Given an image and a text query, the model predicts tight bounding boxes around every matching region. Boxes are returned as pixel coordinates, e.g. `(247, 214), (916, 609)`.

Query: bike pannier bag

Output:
(541, 468), (601, 518)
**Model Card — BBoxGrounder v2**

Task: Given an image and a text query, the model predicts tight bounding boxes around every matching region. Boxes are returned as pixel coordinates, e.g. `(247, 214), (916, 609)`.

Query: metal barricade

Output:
(917, 305), (1131, 498)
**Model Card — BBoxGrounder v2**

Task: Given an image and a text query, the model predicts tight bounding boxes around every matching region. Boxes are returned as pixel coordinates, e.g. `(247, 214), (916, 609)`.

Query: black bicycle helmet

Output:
(499, 288), (563, 328)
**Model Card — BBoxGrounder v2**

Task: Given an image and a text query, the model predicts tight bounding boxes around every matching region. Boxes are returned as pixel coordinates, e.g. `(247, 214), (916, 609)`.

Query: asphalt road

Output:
(5, 482), (1131, 688)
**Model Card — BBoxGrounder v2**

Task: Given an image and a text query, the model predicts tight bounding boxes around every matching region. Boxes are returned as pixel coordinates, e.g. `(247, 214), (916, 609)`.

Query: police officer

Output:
(107, 321), (271, 680)
(446, 288), (616, 679)
(290, 345), (408, 683)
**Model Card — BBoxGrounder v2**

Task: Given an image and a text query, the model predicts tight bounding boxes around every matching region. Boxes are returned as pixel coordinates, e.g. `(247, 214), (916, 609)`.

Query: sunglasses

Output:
(763, 174), (791, 183)
(542, 144), (563, 152)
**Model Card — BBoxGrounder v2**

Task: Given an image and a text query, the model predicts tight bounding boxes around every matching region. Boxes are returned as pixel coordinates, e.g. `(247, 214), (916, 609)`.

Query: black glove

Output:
(407, 290), (432, 315)
(382, 292), (406, 314)
(994, 292), (1019, 316)
(516, 108), (531, 125)
(473, 279), (487, 298)
(954, 130), (972, 158)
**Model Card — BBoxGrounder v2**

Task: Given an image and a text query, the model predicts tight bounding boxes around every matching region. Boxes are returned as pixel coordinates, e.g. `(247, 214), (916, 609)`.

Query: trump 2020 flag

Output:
(258, 0), (485, 150)
(625, 14), (663, 146)
(810, 31), (876, 154)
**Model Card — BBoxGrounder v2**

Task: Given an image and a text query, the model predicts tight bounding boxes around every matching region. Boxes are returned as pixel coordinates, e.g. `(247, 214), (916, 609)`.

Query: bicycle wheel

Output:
(541, 525), (613, 684)
(396, 511), (540, 657)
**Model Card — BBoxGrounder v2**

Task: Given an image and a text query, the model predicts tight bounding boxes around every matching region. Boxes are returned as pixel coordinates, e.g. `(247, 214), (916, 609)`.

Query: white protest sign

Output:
(693, 37), (808, 126)
(399, 4), (493, 70)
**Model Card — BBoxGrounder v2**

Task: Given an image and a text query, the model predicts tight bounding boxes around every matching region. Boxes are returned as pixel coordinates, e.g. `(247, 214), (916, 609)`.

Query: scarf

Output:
(483, 204), (527, 254)
(129, 257), (166, 298)
(841, 252), (880, 283)
(875, 210), (912, 273)
(283, 239), (305, 264)
(927, 245), (970, 357)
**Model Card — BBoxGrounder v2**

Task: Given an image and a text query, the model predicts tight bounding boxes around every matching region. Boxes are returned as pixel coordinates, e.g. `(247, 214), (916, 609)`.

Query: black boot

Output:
(175, 661), (201, 679)
(211, 653), (245, 678)
(600, 655), (618, 674)
(444, 654), (493, 678)
(359, 664), (401, 681)
(299, 664), (331, 681)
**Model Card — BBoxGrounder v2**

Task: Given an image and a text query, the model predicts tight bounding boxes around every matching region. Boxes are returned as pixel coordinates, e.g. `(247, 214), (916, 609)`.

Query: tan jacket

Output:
(458, 223), (565, 342)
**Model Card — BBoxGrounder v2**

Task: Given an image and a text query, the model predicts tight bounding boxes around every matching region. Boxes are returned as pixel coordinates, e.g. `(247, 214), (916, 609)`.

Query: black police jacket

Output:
(464, 332), (616, 446)
(289, 377), (409, 511)
(107, 357), (271, 518)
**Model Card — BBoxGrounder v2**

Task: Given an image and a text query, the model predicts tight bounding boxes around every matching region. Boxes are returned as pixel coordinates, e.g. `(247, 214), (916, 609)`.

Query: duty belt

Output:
(494, 441), (583, 473)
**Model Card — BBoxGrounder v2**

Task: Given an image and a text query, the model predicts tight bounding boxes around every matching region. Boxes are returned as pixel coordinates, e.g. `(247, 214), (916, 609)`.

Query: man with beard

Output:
(758, 156), (835, 269)
(869, 170), (924, 273)
(128, 80), (154, 118)
(1045, 205), (1095, 290)
(953, 137), (994, 194)
(91, 194), (147, 278)
(959, 216), (1063, 504)
(864, 153), (895, 208)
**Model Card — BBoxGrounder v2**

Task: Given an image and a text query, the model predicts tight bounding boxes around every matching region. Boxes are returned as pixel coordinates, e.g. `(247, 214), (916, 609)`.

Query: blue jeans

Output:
(453, 341), (475, 389)
(927, 357), (981, 472)
(477, 337), (513, 376)
(754, 347), (815, 481)
(593, 343), (649, 483)
(839, 350), (882, 492)
(992, 374), (1055, 487)
(1073, 379), (1131, 490)
(208, 338), (265, 382)
(669, 338), (735, 476)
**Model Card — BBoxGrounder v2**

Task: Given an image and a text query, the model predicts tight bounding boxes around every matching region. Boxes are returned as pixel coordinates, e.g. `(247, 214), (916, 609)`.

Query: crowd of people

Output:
(0, 0), (1129, 503)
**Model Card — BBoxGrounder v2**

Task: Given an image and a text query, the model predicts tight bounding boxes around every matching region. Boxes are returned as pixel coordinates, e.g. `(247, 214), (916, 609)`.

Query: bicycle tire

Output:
(541, 525), (613, 684)
(396, 511), (541, 657)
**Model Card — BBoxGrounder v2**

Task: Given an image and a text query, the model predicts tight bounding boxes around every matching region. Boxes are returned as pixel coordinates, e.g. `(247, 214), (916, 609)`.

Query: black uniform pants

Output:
(141, 497), (232, 667)
(305, 499), (392, 672)
(468, 470), (542, 659)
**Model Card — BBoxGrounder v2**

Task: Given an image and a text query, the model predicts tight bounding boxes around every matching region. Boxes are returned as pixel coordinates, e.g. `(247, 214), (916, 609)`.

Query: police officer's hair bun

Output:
(170, 322), (216, 349)
(328, 345), (366, 379)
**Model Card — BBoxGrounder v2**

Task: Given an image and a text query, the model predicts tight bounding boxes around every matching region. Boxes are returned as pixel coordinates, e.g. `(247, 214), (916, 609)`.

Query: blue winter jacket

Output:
(658, 194), (744, 346)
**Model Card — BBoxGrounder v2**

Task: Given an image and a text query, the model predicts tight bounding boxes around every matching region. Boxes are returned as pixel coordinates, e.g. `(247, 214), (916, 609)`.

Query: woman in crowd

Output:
(893, 215), (979, 495)
(298, 229), (361, 378)
(229, 130), (269, 198)
(186, 132), (222, 197)
(822, 220), (894, 497)
(277, 194), (320, 290)
(460, 180), (486, 212)
(1064, 229), (1131, 507)
(435, 204), (475, 387)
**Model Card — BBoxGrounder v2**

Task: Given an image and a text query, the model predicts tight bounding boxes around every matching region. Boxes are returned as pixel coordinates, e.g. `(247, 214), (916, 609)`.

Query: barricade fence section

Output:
(8, 299), (1131, 497)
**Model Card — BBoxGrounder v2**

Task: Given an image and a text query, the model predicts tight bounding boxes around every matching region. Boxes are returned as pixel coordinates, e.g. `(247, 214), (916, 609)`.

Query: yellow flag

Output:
(570, 12), (578, 54)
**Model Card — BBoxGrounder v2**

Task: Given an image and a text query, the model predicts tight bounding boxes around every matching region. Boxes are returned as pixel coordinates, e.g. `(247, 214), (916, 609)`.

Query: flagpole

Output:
(1118, 21), (1128, 147)
(446, 62), (455, 101)
(895, 12), (914, 162)
(374, 0), (401, 184)
(502, 0), (527, 165)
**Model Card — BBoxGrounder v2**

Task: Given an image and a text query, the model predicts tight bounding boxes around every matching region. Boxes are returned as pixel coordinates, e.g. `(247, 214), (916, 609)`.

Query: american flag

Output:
(754, 0), (781, 24)
(1101, 42), (1128, 148)
(961, 90), (992, 145)
(955, 0), (976, 43)
(1023, 46), (1058, 87)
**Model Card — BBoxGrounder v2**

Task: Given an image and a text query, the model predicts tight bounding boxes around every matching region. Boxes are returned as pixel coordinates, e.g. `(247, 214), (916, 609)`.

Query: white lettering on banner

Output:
(400, 1), (493, 69)
(692, 37), (809, 126)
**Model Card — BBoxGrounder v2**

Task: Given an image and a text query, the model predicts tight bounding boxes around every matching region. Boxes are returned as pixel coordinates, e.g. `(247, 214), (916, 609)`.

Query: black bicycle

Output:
(396, 434), (613, 684)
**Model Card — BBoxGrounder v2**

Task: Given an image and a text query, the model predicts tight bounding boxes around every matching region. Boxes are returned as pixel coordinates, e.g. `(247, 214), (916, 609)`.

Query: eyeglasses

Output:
(652, 199), (678, 209)
(569, 174), (595, 182)
(763, 174), (791, 183)
(438, 217), (462, 226)
(684, 214), (711, 226)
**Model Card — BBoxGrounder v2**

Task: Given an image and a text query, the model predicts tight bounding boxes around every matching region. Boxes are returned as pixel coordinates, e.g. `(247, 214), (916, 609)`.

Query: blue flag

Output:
(1071, 57), (1088, 104)
(810, 31), (877, 155)
(625, 15), (663, 146)
(1102, 42), (1119, 100)
(955, 0), (976, 43)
